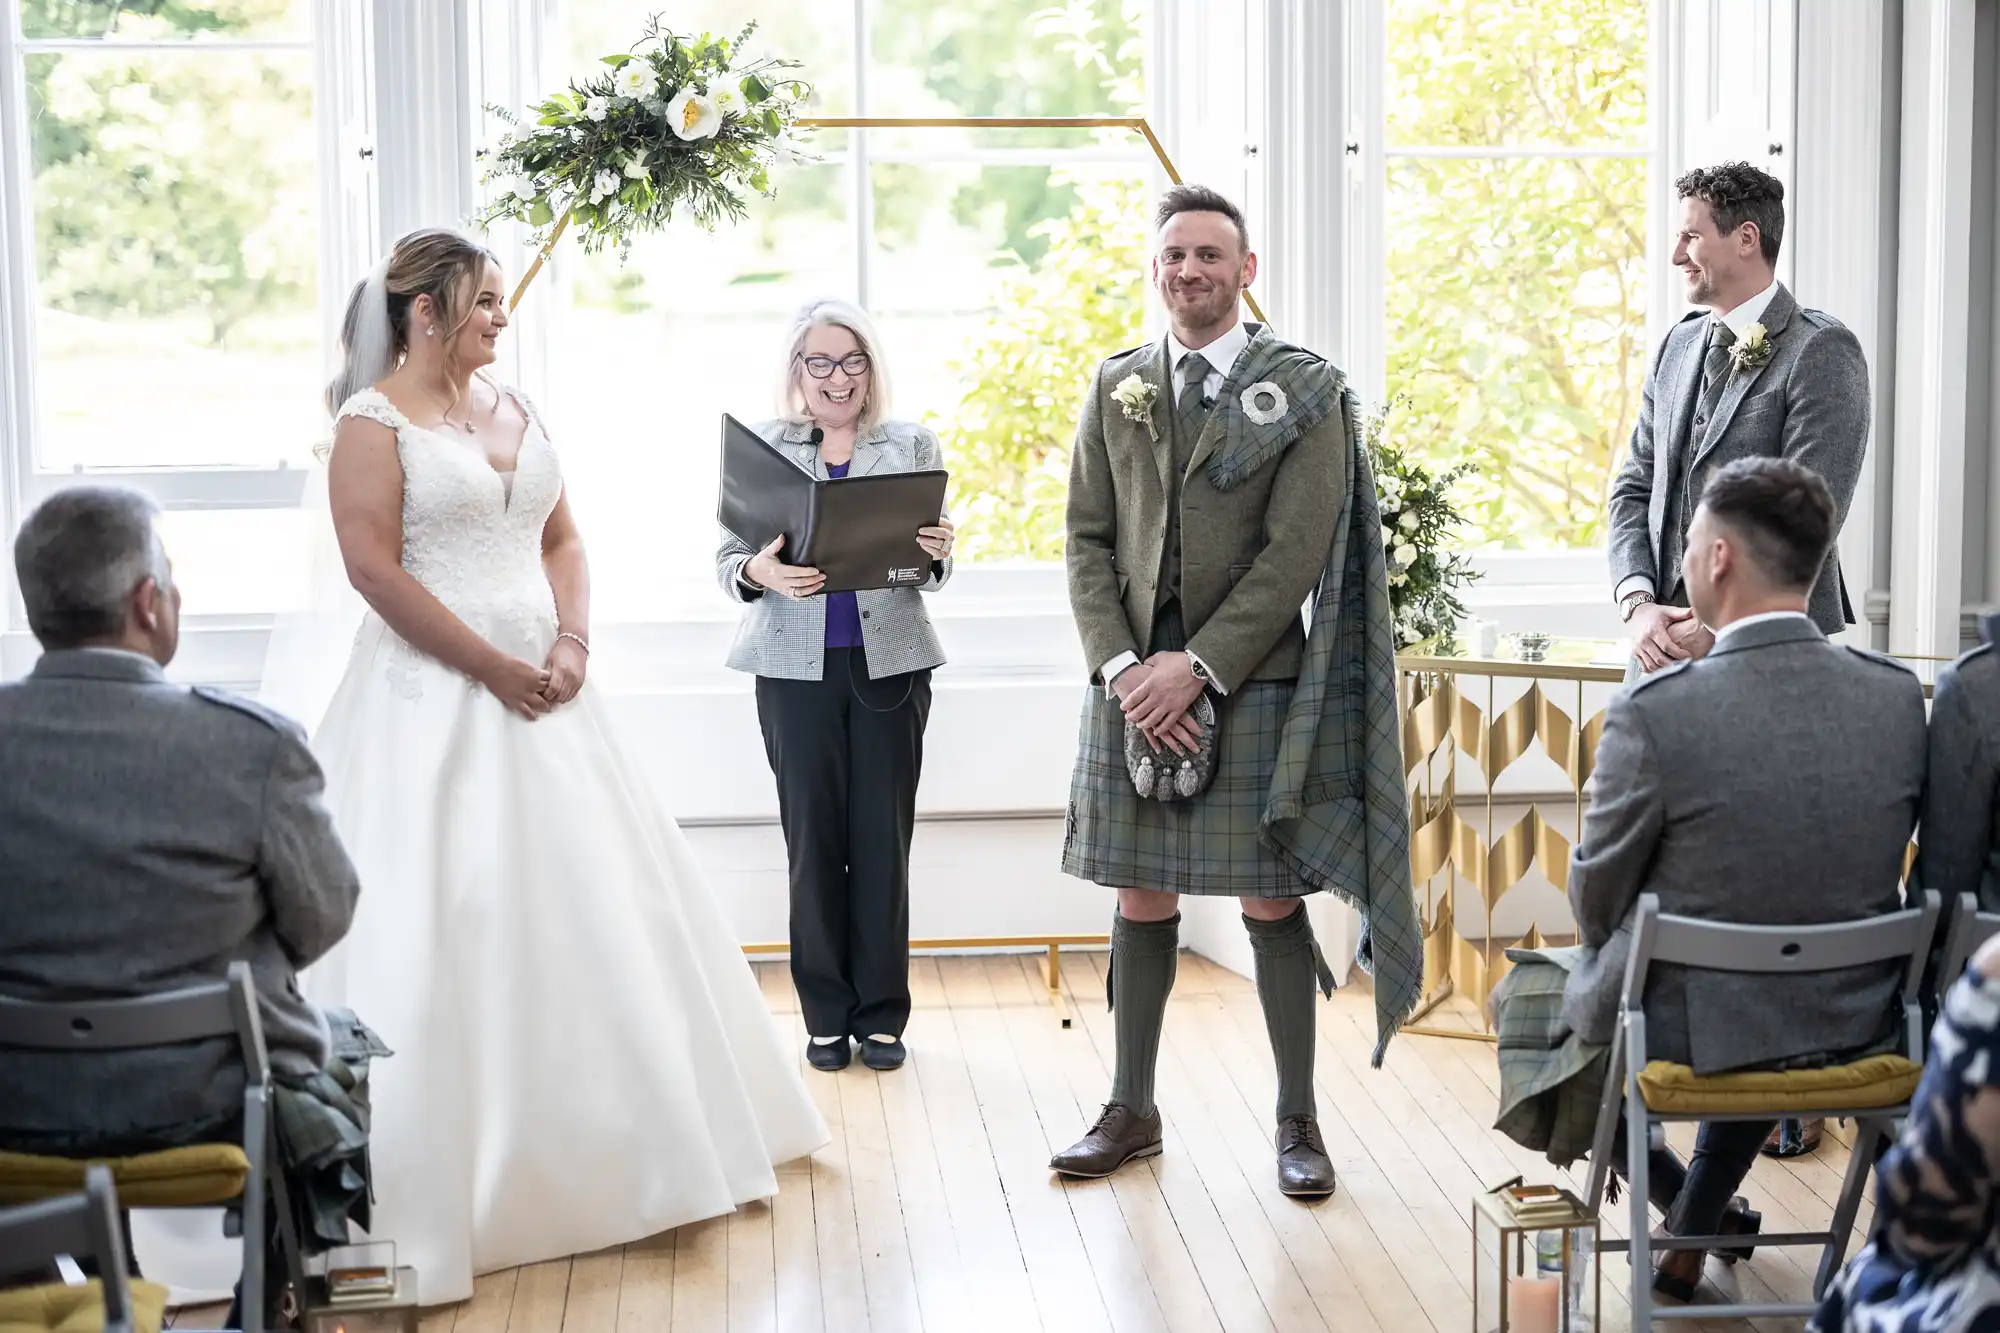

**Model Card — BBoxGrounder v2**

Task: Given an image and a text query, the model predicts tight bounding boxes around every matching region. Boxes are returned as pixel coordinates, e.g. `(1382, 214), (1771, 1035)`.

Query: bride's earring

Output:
(426, 324), (437, 337)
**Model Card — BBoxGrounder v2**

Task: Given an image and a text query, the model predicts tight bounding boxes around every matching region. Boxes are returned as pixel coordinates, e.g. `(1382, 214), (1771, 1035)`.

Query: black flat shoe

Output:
(807, 1038), (851, 1072)
(857, 1035), (906, 1071)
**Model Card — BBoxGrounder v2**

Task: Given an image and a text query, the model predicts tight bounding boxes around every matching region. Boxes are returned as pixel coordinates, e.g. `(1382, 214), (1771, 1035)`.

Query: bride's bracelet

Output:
(556, 631), (591, 656)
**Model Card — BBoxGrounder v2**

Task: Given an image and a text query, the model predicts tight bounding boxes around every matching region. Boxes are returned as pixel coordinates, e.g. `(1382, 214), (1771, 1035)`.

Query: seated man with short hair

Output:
(1493, 457), (1926, 1301)
(0, 486), (371, 1316)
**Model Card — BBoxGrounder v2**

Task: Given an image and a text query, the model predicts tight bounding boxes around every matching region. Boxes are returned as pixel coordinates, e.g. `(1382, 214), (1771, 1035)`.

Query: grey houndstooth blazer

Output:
(717, 417), (951, 681)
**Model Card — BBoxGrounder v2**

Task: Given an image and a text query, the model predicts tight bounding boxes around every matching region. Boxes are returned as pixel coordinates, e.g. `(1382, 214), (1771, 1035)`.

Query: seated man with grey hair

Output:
(0, 486), (371, 1319)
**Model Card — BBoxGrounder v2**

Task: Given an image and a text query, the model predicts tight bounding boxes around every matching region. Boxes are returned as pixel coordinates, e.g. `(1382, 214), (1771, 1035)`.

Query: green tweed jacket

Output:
(1065, 326), (1348, 693)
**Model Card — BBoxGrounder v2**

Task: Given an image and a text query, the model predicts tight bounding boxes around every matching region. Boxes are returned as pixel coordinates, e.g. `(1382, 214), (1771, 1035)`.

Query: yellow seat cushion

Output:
(0, 1279), (168, 1333)
(0, 1146), (249, 1207)
(1637, 1053), (1924, 1115)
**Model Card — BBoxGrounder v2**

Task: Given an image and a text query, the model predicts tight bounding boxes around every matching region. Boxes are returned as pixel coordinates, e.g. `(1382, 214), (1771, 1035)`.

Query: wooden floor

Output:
(179, 952), (1874, 1332)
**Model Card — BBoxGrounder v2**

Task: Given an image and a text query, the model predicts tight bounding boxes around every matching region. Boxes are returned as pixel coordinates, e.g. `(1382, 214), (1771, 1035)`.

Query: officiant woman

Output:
(716, 297), (955, 1073)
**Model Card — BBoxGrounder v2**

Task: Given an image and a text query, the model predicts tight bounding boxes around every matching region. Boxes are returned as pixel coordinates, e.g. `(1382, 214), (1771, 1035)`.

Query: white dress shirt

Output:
(1615, 280), (1782, 607)
(1098, 321), (1250, 696)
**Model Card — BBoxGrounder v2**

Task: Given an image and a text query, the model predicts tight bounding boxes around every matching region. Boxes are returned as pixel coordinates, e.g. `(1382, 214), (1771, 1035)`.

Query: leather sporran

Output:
(1124, 691), (1220, 801)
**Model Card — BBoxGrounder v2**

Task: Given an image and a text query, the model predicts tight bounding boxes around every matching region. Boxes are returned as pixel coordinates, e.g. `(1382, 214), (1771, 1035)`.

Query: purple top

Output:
(822, 460), (864, 649)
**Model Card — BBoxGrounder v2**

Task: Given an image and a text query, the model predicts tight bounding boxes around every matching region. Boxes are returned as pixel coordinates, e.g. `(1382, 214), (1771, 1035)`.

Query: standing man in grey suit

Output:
(0, 486), (362, 1166)
(1565, 458), (1924, 1299)
(1609, 162), (1869, 674)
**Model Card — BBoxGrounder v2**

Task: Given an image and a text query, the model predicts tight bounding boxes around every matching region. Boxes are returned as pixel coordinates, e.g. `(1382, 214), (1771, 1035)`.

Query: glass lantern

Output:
(301, 1243), (418, 1333)
(1472, 1179), (1599, 1333)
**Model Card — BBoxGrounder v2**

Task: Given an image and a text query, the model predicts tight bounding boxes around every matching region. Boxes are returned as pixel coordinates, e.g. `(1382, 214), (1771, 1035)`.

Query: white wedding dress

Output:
(288, 384), (827, 1304)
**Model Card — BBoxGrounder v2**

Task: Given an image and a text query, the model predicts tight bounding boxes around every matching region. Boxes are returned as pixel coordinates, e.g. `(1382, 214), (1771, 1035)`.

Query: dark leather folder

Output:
(716, 413), (949, 593)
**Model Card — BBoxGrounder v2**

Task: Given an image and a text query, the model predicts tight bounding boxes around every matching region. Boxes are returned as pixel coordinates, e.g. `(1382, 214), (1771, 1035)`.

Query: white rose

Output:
(1379, 477), (1403, 507)
(1399, 510), (1420, 532)
(590, 169), (620, 203)
(508, 176), (537, 203)
(1389, 570), (1407, 587)
(711, 83), (744, 118)
(666, 89), (721, 141)
(614, 62), (659, 100)
(583, 95), (612, 122)
(1394, 543), (1419, 568)
(1112, 374), (1148, 408)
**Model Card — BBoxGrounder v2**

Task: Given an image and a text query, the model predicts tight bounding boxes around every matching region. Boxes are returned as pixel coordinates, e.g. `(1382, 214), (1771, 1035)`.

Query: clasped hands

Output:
(480, 636), (587, 721)
(1113, 651), (1207, 756)
(1629, 601), (1716, 674)
(747, 519), (956, 600)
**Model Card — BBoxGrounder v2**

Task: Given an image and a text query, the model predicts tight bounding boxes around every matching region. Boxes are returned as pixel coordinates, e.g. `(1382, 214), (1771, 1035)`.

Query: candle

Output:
(1507, 1274), (1560, 1333)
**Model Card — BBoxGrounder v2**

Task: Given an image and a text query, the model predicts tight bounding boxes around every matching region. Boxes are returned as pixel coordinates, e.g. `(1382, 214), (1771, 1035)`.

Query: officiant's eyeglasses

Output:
(800, 352), (871, 379)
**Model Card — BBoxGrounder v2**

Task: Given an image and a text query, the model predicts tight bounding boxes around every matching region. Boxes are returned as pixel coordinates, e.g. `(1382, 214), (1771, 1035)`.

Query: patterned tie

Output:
(1699, 323), (1737, 419)
(1176, 352), (1212, 429)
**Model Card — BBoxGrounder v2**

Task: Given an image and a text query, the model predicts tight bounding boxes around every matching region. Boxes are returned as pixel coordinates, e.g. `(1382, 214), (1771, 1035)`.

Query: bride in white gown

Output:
(265, 228), (827, 1305)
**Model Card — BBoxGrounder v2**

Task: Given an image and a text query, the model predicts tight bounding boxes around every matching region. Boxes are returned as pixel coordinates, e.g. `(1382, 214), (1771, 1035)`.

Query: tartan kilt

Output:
(1061, 671), (1313, 899)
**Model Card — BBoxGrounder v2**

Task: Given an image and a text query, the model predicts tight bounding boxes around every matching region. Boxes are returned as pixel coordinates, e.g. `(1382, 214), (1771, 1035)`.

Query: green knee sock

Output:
(1245, 905), (1335, 1122)
(1107, 912), (1180, 1117)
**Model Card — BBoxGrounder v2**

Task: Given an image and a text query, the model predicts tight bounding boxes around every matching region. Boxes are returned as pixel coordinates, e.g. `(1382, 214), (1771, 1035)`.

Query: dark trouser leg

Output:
(1611, 1120), (1692, 1213)
(1667, 1120), (1775, 1235)
(1244, 903), (1327, 1121)
(844, 655), (929, 1039)
(758, 665), (856, 1038)
(1108, 912), (1181, 1116)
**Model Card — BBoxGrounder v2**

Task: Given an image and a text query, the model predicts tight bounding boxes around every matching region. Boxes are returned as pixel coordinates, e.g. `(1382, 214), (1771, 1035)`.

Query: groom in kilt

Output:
(1051, 185), (1371, 1196)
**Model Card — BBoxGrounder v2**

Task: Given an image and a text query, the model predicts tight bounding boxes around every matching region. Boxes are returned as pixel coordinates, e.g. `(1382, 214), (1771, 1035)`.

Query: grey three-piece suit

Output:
(0, 650), (361, 1150)
(1561, 615), (1926, 1074)
(1607, 284), (1869, 637)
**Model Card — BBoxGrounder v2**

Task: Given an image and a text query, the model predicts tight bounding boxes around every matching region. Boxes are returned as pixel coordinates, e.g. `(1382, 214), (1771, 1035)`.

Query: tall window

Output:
(543, 0), (1151, 621)
(2, 0), (321, 613)
(1370, 0), (1651, 552)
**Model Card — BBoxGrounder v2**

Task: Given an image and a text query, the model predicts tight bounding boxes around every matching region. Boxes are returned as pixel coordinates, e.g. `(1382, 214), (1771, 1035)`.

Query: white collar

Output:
(1714, 280), (1779, 339)
(74, 646), (163, 666)
(1166, 319), (1250, 383)
(1713, 608), (1812, 645)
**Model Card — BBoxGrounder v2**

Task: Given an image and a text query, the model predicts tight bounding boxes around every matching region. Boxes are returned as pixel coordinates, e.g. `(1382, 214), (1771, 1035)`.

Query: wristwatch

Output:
(1189, 655), (1214, 685)
(1619, 589), (1656, 622)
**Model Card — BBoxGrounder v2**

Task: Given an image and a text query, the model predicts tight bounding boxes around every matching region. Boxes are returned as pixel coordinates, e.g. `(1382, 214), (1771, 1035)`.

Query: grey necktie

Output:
(1699, 323), (1737, 419)
(1177, 352), (1212, 420)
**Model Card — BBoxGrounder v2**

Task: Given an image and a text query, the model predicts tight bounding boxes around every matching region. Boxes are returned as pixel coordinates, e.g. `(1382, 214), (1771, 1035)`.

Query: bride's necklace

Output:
(420, 378), (482, 434)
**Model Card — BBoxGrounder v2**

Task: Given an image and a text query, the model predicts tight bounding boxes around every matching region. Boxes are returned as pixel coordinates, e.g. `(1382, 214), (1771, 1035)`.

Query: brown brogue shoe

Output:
(1276, 1115), (1337, 1196)
(1049, 1103), (1164, 1179)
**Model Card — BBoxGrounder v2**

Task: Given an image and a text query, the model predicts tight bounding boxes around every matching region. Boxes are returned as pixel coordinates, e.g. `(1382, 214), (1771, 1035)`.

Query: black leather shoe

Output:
(1716, 1195), (1761, 1265)
(1275, 1115), (1337, 1196)
(806, 1038), (851, 1072)
(858, 1035), (906, 1071)
(1651, 1236), (1704, 1301)
(1049, 1103), (1164, 1178)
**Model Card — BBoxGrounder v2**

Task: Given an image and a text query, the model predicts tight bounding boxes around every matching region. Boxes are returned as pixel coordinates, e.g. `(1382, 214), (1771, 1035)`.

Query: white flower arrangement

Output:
(1111, 373), (1161, 442)
(1240, 380), (1288, 426)
(1366, 395), (1481, 650)
(474, 16), (813, 257)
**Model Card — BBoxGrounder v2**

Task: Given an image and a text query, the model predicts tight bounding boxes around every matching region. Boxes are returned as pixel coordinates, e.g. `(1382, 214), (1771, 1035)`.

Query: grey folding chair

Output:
(0, 963), (300, 1333)
(1581, 890), (1940, 1328)
(0, 1166), (139, 1333)
(1939, 890), (2000, 997)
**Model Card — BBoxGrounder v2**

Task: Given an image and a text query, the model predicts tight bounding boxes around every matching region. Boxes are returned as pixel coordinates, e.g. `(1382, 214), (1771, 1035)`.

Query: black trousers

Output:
(756, 649), (931, 1040)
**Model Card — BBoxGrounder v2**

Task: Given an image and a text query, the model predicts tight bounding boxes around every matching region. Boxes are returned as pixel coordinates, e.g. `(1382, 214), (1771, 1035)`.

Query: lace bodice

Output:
(335, 382), (563, 645)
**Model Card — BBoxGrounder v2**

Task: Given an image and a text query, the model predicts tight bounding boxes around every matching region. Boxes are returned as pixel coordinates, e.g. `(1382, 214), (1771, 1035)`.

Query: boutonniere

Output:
(1729, 322), (1773, 372)
(1240, 380), (1289, 425)
(1111, 373), (1160, 442)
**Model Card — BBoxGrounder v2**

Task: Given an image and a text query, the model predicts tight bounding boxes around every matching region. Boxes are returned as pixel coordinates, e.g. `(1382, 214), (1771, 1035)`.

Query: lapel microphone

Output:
(808, 426), (824, 445)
